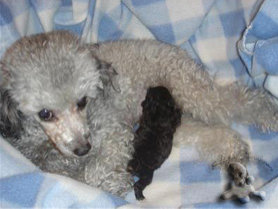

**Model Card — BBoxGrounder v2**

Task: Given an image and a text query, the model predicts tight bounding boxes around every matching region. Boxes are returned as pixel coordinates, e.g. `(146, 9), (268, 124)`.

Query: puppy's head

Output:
(141, 86), (181, 128)
(0, 31), (115, 157)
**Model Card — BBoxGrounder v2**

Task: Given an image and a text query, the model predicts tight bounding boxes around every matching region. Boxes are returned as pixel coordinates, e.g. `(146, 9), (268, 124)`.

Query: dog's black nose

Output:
(73, 143), (91, 156)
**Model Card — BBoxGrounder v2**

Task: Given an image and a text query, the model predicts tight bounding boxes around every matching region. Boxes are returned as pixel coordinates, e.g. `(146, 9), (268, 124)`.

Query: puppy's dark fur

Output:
(127, 86), (182, 200)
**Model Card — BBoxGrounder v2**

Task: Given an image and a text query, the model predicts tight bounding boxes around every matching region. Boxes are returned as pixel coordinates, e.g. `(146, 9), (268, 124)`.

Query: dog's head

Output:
(0, 31), (116, 157)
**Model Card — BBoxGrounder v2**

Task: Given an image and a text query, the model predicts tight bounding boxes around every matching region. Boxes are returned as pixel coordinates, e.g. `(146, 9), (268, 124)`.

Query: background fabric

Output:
(238, 0), (278, 98)
(0, 0), (278, 208)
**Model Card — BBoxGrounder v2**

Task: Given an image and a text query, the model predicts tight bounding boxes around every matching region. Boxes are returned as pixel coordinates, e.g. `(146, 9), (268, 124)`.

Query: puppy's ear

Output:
(96, 59), (121, 95)
(0, 63), (22, 138)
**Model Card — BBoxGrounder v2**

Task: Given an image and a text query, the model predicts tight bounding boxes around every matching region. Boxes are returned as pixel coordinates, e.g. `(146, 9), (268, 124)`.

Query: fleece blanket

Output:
(0, 0), (278, 208)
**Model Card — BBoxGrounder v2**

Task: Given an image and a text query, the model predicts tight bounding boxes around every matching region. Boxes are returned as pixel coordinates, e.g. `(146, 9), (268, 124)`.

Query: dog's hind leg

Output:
(173, 116), (251, 167)
(174, 116), (254, 197)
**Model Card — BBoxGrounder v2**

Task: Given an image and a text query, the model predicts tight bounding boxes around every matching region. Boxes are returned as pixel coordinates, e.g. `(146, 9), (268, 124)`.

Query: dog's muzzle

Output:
(72, 132), (92, 156)
(73, 142), (91, 156)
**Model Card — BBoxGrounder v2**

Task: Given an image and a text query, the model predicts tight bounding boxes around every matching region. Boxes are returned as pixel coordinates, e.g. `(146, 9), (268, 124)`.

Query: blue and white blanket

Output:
(0, 0), (278, 208)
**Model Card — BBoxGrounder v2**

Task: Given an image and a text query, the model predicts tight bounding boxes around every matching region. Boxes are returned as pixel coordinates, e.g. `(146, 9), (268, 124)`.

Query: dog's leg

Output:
(84, 125), (134, 197)
(134, 170), (154, 200)
(173, 116), (251, 166)
(85, 152), (133, 197)
(174, 116), (256, 201)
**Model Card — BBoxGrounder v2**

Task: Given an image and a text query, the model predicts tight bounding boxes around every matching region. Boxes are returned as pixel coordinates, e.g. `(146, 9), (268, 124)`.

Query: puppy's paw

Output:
(134, 184), (145, 201)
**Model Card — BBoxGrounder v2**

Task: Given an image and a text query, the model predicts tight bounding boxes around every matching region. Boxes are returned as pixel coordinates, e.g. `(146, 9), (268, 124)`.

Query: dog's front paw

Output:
(237, 196), (250, 204)
(251, 191), (266, 201)
(246, 176), (254, 185)
(228, 162), (248, 187)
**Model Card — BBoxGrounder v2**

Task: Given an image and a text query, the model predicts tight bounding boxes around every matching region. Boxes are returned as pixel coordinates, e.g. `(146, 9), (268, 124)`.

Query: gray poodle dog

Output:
(0, 31), (277, 197)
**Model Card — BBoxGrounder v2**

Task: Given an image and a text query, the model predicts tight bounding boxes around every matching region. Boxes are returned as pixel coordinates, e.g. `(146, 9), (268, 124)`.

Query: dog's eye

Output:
(77, 96), (87, 110)
(38, 109), (54, 121)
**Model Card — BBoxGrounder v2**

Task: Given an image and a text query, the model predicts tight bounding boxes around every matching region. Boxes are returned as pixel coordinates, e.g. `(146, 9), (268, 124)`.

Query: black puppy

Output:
(127, 86), (182, 200)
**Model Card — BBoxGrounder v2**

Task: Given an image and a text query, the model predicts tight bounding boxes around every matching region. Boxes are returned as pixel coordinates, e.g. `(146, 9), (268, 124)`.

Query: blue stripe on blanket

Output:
(131, 0), (164, 6)
(134, 2), (170, 26)
(98, 14), (124, 41)
(0, 173), (44, 208)
(54, 6), (86, 35)
(251, 12), (278, 40)
(0, 1), (13, 25)
(194, 202), (248, 208)
(220, 9), (246, 37)
(257, 157), (278, 181)
(254, 38), (278, 75)
(150, 23), (176, 43)
(248, 126), (278, 141)
(180, 161), (221, 184)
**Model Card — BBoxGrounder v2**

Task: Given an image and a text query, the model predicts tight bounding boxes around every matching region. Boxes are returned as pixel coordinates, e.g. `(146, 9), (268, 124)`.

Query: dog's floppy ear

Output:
(0, 63), (22, 138)
(96, 58), (121, 95)
(83, 43), (120, 96)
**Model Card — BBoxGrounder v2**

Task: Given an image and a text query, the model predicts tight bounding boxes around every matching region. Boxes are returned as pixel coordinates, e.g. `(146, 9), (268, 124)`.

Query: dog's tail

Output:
(217, 83), (278, 132)
(157, 45), (278, 132)
(170, 66), (278, 132)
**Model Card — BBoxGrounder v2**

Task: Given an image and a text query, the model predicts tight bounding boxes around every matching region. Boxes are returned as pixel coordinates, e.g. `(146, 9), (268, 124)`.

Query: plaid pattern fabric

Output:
(0, 0), (278, 208)
(0, 138), (128, 208)
(238, 0), (278, 97)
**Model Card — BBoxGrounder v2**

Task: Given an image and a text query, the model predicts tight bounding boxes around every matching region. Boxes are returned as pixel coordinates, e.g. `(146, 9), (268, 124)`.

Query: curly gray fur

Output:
(1, 31), (278, 197)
